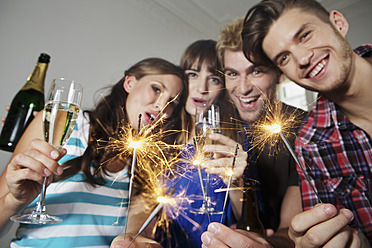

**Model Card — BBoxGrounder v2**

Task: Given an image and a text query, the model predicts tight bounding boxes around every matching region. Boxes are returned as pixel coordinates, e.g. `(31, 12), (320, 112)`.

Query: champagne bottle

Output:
(236, 179), (265, 234)
(0, 53), (50, 152)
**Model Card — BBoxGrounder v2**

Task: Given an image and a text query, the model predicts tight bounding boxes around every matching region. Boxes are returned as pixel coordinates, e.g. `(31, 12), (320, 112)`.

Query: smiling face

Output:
(185, 62), (223, 117)
(124, 74), (183, 130)
(262, 8), (353, 94)
(224, 49), (279, 123)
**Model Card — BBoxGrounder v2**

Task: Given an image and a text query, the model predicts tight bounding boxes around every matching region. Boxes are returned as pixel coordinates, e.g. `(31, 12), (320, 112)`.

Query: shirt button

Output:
(346, 188), (351, 194)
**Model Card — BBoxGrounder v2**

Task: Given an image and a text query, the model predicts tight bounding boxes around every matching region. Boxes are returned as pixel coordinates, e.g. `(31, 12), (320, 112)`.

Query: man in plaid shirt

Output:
(240, 0), (372, 247)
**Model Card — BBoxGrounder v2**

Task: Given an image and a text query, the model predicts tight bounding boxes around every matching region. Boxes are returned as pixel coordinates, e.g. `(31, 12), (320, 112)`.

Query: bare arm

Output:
(0, 111), (65, 235)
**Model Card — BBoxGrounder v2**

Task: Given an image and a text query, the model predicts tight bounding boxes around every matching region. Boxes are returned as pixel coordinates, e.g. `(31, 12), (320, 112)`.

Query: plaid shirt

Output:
(295, 44), (372, 243)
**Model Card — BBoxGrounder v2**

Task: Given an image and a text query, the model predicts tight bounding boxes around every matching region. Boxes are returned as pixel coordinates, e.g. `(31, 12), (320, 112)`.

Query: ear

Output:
(123, 75), (136, 93)
(329, 10), (349, 37)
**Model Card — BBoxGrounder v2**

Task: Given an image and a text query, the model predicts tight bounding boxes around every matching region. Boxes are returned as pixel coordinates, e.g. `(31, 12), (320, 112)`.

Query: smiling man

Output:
(242, 0), (372, 247)
(200, 18), (306, 248)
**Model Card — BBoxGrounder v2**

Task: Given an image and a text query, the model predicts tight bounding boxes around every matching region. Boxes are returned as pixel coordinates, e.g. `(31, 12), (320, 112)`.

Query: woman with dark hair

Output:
(0, 57), (187, 247)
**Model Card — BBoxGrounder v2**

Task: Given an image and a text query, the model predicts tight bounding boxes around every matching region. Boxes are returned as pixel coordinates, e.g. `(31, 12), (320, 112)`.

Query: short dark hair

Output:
(242, 0), (330, 67)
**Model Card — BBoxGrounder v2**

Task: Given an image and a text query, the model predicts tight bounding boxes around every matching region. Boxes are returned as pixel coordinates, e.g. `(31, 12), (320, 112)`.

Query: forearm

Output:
(0, 192), (24, 236)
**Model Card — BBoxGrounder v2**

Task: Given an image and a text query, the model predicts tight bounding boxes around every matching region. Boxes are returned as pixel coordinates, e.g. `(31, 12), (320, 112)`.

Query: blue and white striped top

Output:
(10, 112), (130, 248)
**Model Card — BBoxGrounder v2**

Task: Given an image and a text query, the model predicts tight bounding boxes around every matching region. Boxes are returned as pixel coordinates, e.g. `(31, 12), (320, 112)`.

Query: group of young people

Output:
(0, 0), (371, 247)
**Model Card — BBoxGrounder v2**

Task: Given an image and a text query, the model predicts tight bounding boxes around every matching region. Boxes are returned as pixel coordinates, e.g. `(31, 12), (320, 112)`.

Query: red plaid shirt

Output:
(295, 44), (372, 244)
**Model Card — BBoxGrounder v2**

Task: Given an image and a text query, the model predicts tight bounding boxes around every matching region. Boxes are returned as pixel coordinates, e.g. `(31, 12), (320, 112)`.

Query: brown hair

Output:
(216, 18), (244, 67)
(179, 40), (237, 141)
(57, 58), (187, 185)
(242, 0), (330, 67)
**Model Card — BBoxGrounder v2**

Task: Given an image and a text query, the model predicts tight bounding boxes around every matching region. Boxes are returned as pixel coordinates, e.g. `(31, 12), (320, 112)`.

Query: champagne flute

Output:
(11, 78), (83, 224)
(192, 104), (222, 214)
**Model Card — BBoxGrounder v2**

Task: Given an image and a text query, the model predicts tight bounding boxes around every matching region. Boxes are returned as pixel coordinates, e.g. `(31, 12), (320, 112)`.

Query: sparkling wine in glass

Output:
(11, 78), (83, 224)
(192, 104), (223, 215)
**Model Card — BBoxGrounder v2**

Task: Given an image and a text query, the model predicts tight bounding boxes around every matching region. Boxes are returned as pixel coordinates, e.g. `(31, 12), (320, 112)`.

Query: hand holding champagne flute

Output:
(193, 104), (222, 214)
(11, 78), (83, 224)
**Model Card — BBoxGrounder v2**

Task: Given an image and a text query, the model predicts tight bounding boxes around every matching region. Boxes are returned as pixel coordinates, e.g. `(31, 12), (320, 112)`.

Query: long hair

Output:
(179, 39), (237, 142)
(56, 58), (187, 185)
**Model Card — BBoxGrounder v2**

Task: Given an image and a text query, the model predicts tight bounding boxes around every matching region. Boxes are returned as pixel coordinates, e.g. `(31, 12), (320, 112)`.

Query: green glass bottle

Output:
(0, 53), (50, 152)
(236, 179), (265, 234)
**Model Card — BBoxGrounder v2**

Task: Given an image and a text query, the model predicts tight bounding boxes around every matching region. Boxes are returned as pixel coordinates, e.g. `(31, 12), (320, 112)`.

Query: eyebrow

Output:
(224, 64), (256, 73)
(272, 23), (310, 64)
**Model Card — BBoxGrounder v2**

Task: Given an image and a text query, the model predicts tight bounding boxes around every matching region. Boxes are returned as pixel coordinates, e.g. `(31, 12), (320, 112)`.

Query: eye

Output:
(252, 69), (261, 75)
(209, 76), (222, 85)
(187, 72), (198, 78)
(278, 54), (289, 66)
(225, 71), (238, 78)
(151, 85), (161, 94)
(300, 31), (310, 42)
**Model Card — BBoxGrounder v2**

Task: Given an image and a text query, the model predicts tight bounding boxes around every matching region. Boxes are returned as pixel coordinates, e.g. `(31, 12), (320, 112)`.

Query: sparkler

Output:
(220, 144), (239, 223)
(262, 98), (322, 203)
(126, 188), (176, 248)
(123, 114), (142, 240)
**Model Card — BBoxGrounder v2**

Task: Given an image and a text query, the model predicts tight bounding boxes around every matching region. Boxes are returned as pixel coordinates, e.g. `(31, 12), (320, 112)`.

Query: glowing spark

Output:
(123, 114), (142, 240)
(129, 140), (142, 149)
(266, 123), (281, 134)
(157, 196), (170, 204)
(261, 99), (322, 203)
(126, 189), (176, 248)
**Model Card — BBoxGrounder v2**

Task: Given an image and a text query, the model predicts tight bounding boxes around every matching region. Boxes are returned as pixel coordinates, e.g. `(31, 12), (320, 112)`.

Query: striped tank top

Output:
(10, 112), (129, 248)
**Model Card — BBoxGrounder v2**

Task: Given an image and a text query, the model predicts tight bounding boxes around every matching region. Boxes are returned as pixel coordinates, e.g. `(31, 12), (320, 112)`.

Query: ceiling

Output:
(151, 0), (366, 38)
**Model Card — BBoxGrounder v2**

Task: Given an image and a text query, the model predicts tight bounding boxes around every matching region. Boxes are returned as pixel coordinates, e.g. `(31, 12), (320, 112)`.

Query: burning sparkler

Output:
(126, 188), (176, 248)
(261, 98), (322, 203)
(123, 114), (143, 240)
(220, 144), (239, 223)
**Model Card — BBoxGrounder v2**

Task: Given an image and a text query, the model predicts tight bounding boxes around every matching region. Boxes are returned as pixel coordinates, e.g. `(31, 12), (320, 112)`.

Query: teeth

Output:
(150, 114), (156, 121)
(240, 97), (256, 104)
(309, 59), (326, 78)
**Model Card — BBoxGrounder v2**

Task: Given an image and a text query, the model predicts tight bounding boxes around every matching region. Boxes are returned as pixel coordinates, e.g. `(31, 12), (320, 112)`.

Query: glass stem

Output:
(35, 177), (48, 213)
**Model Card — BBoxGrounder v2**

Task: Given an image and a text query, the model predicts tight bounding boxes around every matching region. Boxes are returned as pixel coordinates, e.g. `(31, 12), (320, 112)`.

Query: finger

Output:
(208, 133), (240, 147)
(26, 139), (65, 175)
(6, 105), (10, 111)
(322, 226), (357, 248)
(202, 223), (253, 248)
(201, 231), (229, 248)
(290, 204), (338, 235)
(297, 208), (354, 248)
(349, 228), (362, 248)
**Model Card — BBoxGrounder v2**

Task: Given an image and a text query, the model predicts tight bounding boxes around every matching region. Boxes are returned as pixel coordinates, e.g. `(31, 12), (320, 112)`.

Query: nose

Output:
(295, 47), (313, 69)
(197, 76), (208, 94)
(238, 74), (254, 95)
(154, 93), (166, 112)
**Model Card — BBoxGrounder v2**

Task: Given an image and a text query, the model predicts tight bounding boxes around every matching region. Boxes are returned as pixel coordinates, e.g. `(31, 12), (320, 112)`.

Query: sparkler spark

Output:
(261, 99), (322, 203)
(126, 189), (176, 248)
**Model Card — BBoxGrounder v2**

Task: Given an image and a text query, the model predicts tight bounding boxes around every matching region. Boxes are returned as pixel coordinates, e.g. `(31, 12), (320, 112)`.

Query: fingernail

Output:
(201, 232), (211, 245)
(56, 166), (63, 175)
(341, 209), (354, 220)
(114, 245), (124, 248)
(51, 150), (59, 159)
(324, 204), (336, 216)
(44, 168), (51, 177)
(208, 223), (219, 234)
